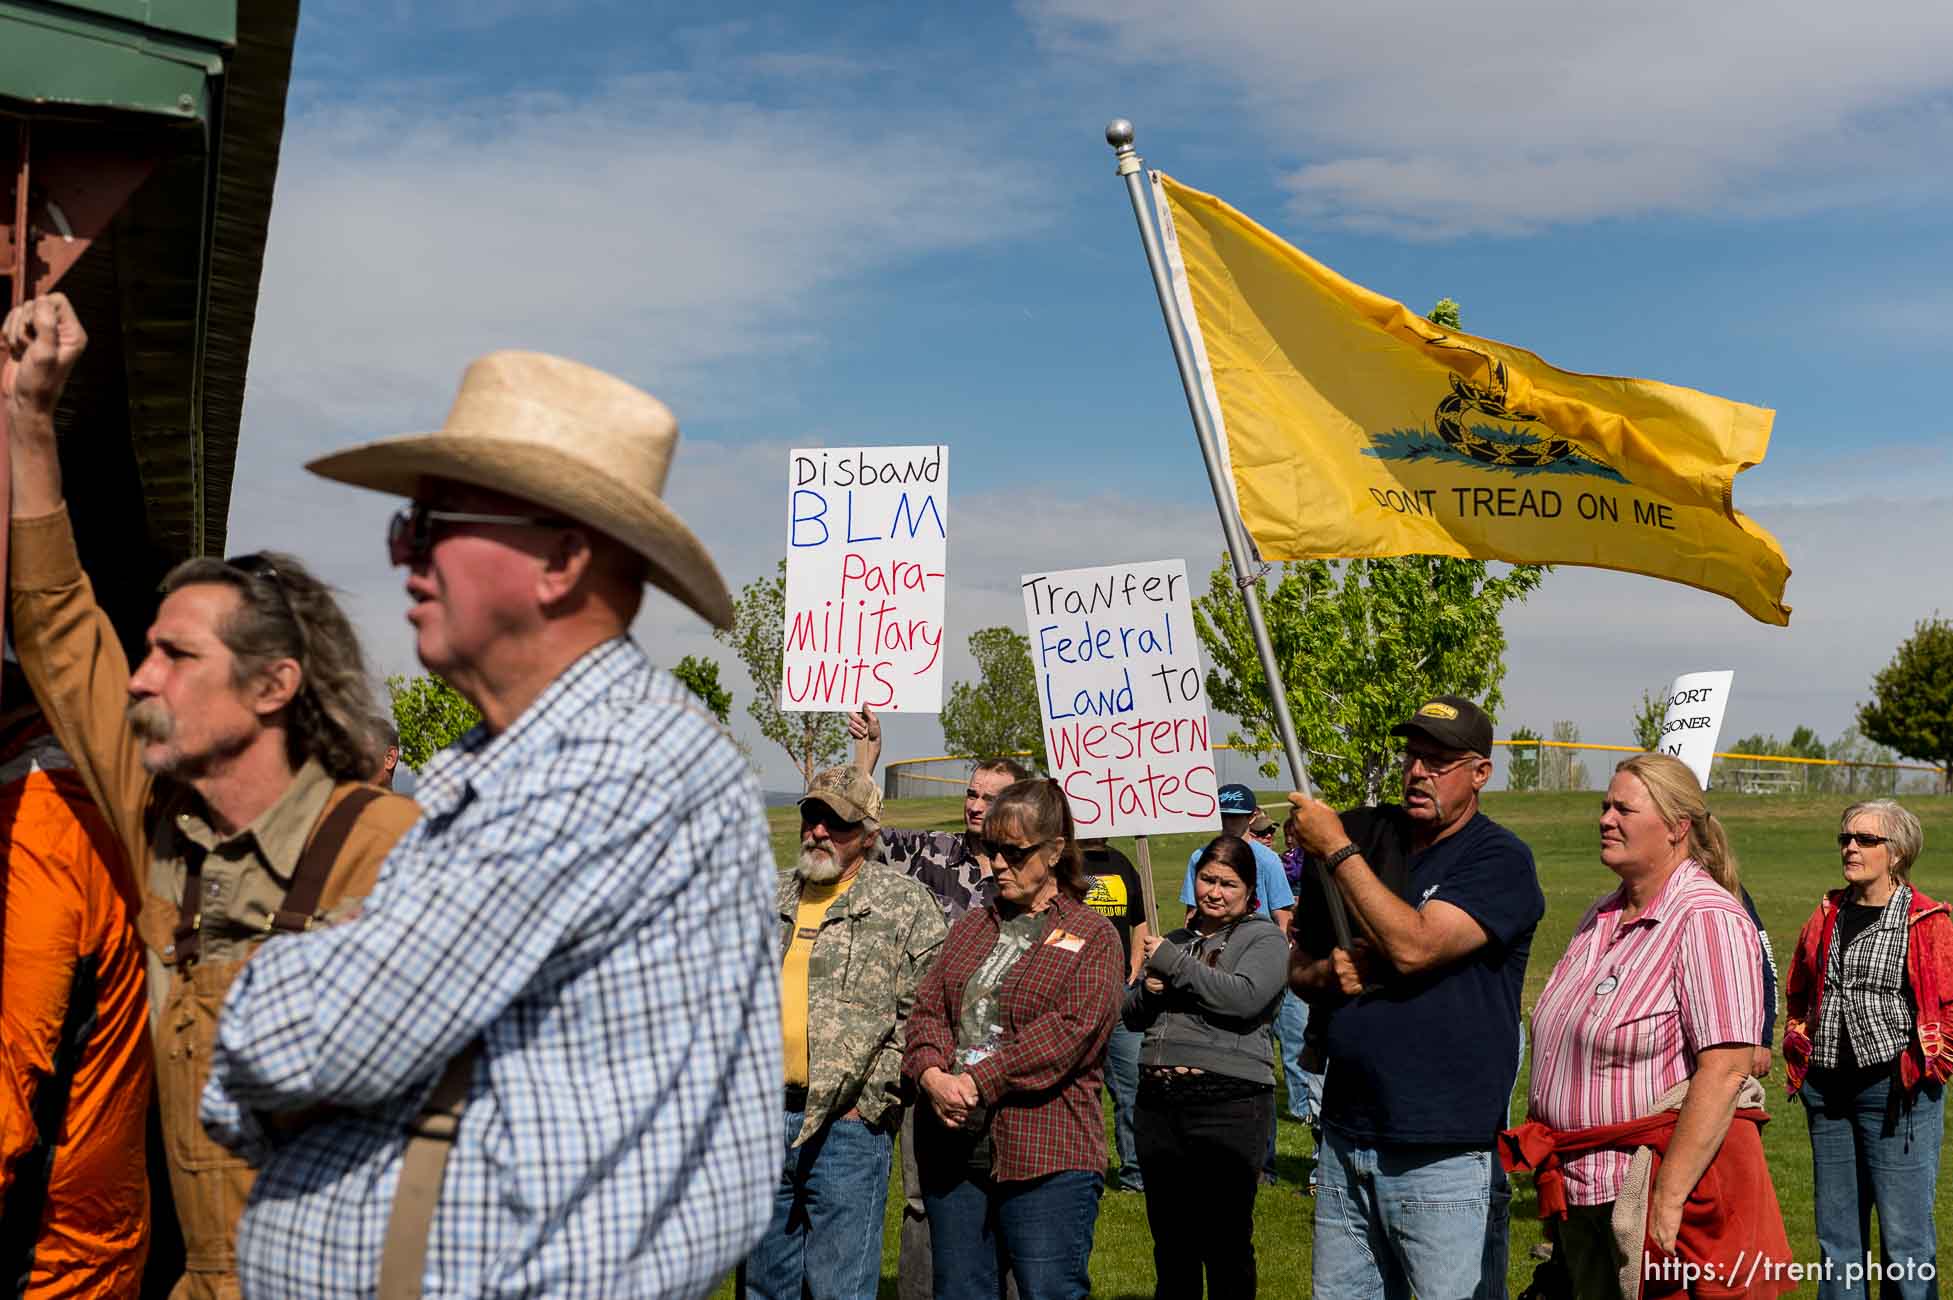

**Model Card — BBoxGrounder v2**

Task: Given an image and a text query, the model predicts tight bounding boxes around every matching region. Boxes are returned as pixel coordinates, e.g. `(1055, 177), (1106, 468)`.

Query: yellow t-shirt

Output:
(781, 873), (858, 1088)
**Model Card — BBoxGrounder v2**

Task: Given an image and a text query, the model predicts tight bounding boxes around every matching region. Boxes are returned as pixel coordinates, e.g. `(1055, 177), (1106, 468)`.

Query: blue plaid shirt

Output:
(202, 639), (781, 1297)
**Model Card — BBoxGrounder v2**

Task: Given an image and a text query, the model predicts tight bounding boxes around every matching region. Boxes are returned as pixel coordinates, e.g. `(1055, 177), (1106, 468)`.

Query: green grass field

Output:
(728, 790), (1953, 1297)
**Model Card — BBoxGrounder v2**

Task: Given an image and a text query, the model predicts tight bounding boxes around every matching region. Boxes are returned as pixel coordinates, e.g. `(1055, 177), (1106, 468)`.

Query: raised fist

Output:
(847, 707), (881, 744)
(2, 294), (89, 418)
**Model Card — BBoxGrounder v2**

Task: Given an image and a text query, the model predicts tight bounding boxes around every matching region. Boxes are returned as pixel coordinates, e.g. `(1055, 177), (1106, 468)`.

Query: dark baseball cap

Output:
(1216, 783), (1258, 815)
(1391, 695), (1493, 757)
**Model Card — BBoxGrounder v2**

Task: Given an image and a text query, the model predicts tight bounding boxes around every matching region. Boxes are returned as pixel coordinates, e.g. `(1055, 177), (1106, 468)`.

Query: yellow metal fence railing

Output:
(881, 742), (1947, 799)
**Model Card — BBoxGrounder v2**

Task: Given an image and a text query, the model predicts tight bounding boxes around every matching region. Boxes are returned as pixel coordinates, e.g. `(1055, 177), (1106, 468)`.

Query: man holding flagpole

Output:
(1287, 696), (1544, 1299)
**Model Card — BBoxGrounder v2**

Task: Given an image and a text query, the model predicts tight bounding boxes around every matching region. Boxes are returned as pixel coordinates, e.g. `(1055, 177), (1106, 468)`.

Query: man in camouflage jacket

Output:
(748, 767), (947, 1300)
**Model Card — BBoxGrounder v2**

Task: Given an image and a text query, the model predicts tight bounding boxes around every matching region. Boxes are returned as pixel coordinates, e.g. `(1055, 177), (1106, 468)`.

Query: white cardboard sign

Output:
(1656, 670), (1734, 789)
(782, 446), (948, 713)
(1023, 558), (1221, 837)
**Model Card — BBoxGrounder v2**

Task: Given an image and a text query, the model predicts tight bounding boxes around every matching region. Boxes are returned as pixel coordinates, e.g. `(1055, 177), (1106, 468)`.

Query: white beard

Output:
(798, 847), (844, 884)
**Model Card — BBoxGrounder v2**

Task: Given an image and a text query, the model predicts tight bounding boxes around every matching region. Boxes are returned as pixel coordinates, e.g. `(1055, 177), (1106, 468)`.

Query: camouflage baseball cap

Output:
(800, 766), (883, 825)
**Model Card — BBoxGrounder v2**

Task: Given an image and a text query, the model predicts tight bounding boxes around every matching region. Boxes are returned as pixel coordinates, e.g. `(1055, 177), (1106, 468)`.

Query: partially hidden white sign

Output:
(782, 446), (948, 713)
(1024, 558), (1221, 837)
(1657, 670), (1734, 789)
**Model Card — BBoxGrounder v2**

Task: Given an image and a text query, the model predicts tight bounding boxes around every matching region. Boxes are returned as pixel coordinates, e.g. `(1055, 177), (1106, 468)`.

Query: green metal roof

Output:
(35, 0), (234, 45)
(2, 0), (297, 646)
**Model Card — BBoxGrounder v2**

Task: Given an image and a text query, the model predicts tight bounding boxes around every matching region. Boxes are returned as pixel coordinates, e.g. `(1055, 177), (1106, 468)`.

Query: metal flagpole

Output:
(1104, 118), (1354, 952)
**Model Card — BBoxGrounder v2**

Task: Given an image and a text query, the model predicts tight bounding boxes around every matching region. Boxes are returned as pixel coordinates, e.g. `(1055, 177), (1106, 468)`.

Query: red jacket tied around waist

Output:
(1500, 1099), (1793, 1299)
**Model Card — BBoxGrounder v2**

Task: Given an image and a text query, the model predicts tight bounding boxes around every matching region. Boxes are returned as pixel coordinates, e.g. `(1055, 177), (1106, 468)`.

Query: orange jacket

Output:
(0, 725), (151, 1297)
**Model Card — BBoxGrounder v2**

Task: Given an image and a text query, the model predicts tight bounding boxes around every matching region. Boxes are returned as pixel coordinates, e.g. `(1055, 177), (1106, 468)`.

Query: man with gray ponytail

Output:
(2, 294), (420, 1299)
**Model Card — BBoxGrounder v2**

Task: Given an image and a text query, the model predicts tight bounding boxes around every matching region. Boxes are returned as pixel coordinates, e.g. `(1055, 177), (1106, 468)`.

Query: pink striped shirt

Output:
(1528, 859), (1763, 1205)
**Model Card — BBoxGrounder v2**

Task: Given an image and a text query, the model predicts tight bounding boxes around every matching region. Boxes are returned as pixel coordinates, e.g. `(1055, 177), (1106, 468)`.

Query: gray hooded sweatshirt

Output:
(1121, 913), (1288, 1083)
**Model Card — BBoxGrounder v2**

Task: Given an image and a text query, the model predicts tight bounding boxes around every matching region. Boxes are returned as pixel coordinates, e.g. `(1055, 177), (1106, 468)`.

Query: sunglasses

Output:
(1838, 832), (1893, 849)
(977, 837), (1052, 867)
(1403, 749), (1478, 777)
(1248, 825), (1275, 839)
(800, 804), (863, 836)
(225, 554), (307, 657)
(387, 503), (568, 562)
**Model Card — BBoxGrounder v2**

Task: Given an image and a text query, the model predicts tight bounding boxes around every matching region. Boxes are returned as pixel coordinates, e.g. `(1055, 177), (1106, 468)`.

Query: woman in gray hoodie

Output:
(1123, 834), (1289, 1298)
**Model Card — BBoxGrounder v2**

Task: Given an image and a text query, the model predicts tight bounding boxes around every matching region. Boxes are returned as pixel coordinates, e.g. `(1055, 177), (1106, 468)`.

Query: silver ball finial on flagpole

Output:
(1105, 118), (1140, 176)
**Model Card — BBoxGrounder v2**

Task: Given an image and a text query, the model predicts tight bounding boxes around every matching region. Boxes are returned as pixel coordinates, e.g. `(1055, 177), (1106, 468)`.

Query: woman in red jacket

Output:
(1783, 799), (1951, 1300)
(902, 779), (1124, 1300)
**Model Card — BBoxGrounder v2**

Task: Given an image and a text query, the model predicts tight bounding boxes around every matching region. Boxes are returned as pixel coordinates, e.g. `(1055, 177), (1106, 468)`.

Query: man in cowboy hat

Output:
(197, 351), (780, 1296)
(2, 295), (421, 1299)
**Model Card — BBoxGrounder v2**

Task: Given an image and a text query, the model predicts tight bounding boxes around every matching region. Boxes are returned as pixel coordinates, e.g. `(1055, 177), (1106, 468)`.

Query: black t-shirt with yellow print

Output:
(1081, 843), (1148, 957)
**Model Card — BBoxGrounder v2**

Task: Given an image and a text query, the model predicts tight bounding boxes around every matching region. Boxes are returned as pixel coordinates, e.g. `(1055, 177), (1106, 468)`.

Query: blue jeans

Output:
(1801, 1068), (1944, 1300)
(1313, 1128), (1511, 1300)
(1274, 990), (1322, 1121)
(747, 1107), (894, 1300)
(1106, 1022), (1144, 1190)
(924, 1169), (1101, 1300)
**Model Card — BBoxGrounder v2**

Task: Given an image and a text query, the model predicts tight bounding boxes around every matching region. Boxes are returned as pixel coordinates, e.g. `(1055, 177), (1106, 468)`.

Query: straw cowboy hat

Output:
(307, 350), (734, 630)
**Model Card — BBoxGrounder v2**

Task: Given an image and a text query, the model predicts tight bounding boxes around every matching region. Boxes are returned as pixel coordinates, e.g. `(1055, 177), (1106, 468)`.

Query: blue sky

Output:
(228, 0), (1953, 790)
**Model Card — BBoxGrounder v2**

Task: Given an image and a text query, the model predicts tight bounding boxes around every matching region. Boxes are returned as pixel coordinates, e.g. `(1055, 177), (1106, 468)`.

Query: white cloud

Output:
(220, 25), (1953, 796)
(244, 80), (1044, 436)
(1497, 493), (1947, 774)
(228, 75), (1049, 790)
(1024, 0), (1953, 234)
(1739, 439), (1953, 508)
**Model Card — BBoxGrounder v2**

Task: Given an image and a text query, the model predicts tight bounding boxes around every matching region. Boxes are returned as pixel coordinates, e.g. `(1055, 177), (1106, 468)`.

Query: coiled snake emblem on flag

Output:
(1433, 357), (1585, 469)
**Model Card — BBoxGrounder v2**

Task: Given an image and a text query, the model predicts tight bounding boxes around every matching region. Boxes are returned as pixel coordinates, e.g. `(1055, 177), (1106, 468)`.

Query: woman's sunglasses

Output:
(1837, 832), (1892, 849)
(977, 838), (1051, 867)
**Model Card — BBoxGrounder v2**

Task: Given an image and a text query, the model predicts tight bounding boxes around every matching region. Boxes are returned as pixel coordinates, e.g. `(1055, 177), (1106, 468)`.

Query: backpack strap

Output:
(269, 787), (384, 933)
(378, 1043), (484, 1300)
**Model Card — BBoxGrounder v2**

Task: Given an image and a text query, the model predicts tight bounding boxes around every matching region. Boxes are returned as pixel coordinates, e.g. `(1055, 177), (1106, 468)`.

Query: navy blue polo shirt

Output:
(1319, 811), (1544, 1149)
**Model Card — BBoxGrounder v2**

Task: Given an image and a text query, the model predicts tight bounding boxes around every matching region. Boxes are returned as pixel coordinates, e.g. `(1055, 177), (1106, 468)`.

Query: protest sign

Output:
(782, 445), (949, 713)
(1656, 670), (1734, 788)
(1024, 558), (1220, 837)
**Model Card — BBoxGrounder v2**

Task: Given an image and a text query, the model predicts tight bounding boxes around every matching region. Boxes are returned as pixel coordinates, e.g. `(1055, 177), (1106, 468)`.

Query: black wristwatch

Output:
(1323, 842), (1362, 872)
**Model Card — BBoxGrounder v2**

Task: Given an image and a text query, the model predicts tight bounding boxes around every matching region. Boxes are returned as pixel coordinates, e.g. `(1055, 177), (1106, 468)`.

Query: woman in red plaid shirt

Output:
(902, 779), (1126, 1300)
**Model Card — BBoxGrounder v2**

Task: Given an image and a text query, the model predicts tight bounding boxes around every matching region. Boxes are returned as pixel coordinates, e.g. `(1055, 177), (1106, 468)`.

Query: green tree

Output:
(717, 559), (849, 790)
(385, 673), (482, 770)
(1194, 556), (1544, 806)
(1858, 617), (1953, 792)
(940, 627), (1045, 770)
(671, 654), (734, 724)
(1785, 725), (1827, 761)
(1827, 725), (1901, 796)
(1631, 687), (1666, 752)
(1507, 725), (1542, 792)
(1546, 720), (1589, 791)
(1428, 297), (1463, 330)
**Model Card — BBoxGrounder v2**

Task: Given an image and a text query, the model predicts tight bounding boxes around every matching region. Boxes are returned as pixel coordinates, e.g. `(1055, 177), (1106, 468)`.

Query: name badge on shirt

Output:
(797, 926), (819, 940)
(1043, 929), (1086, 953)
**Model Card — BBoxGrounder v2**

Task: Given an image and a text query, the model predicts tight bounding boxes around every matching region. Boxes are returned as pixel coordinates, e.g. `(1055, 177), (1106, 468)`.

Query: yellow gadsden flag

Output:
(1152, 173), (1792, 625)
